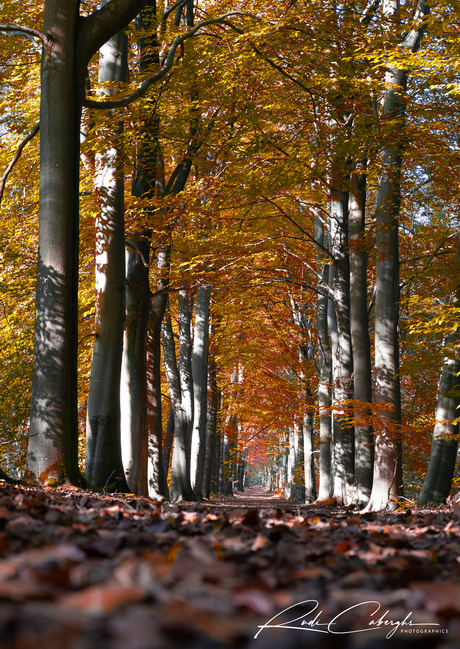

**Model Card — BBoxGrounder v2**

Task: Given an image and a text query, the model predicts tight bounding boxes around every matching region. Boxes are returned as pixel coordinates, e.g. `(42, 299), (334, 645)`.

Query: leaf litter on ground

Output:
(0, 482), (459, 648)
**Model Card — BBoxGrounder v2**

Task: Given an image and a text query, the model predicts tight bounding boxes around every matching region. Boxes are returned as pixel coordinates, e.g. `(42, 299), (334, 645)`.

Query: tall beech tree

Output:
(190, 284), (212, 495)
(162, 303), (196, 501)
(0, 0), (254, 487)
(85, 6), (129, 492)
(417, 234), (460, 504)
(20, 0), (148, 484)
(315, 218), (333, 502)
(349, 161), (373, 506)
(365, 0), (429, 511)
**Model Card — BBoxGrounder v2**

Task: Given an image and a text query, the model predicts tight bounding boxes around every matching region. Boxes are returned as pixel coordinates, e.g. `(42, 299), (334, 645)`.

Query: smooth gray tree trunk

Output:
(120, 234), (151, 496)
(26, 0), (149, 485)
(330, 169), (354, 505)
(190, 285), (211, 495)
(304, 390), (317, 503)
(365, 0), (428, 511)
(203, 358), (218, 498)
(365, 82), (404, 511)
(27, 0), (82, 485)
(162, 404), (174, 484)
(418, 235), (460, 505)
(211, 399), (221, 495)
(315, 218), (333, 501)
(162, 305), (196, 501)
(85, 12), (129, 492)
(349, 161), (373, 506)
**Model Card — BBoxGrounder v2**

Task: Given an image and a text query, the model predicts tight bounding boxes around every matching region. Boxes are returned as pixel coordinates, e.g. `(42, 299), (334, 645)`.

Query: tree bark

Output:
(85, 11), (129, 492)
(304, 389), (317, 503)
(27, 0), (82, 485)
(365, 0), (428, 512)
(162, 306), (196, 501)
(315, 218), (333, 501)
(349, 161), (373, 506)
(330, 166), (354, 505)
(162, 404), (174, 486)
(418, 235), (460, 505)
(26, 0), (149, 484)
(190, 285), (211, 495)
(120, 234), (151, 496)
(203, 358), (218, 498)
(147, 247), (170, 499)
(365, 76), (404, 510)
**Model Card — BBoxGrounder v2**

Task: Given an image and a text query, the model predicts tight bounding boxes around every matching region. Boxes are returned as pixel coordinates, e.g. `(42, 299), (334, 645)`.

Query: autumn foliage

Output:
(0, 0), (459, 509)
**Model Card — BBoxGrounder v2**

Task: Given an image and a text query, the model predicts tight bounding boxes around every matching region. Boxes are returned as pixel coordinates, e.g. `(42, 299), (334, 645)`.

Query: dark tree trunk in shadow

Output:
(147, 247), (170, 499)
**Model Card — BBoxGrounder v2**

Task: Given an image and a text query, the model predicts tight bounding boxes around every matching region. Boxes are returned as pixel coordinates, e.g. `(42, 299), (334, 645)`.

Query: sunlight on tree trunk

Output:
(85, 13), (129, 492)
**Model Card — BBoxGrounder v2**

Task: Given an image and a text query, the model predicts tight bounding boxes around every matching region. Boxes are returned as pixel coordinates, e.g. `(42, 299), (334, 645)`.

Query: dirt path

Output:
(233, 485), (279, 499)
(190, 485), (341, 513)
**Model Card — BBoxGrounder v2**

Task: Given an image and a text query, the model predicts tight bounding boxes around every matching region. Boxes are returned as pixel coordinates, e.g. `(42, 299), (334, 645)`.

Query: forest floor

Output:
(0, 482), (460, 648)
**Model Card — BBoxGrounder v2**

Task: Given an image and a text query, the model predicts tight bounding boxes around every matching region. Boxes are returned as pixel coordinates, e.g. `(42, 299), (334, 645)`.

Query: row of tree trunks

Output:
(82, 0), (218, 501)
(26, 0), (149, 484)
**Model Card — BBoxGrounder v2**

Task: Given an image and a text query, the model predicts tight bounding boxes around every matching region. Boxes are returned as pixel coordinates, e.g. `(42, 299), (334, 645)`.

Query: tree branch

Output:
(0, 22), (46, 43)
(249, 42), (316, 98)
(0, 122), (40, 205)
(77, 0), (148, 68)
(359, 0), (381, 25)
(261, 195), (335, 262)
(83, 12), (259, 109)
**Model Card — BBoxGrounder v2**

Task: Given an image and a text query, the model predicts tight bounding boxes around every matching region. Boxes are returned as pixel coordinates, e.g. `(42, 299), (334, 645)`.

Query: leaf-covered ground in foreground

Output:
(0, 484), (459, 648)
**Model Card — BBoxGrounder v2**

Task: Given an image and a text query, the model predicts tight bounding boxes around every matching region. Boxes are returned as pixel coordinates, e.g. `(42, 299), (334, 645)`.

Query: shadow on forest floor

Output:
(0, 481), (459, 648)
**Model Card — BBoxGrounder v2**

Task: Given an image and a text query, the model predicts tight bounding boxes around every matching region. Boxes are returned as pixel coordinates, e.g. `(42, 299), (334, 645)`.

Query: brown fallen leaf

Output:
(58, 581), (145, 613)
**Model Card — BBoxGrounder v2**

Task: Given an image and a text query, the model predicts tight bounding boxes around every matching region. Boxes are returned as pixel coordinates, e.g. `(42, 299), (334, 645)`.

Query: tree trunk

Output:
(203, 358), (218, 498)
(120, 234), (151, 496)
(190, 285), (211, 495)
(26, 0), (150, 486)
(222, 423), (235, 496)
(287, 424), (305, 502)
(27, 0), (82, 485)
(330, 167), (354, 505)
(365, 0), (428, 513)
(365, 66), (407, 512)
(85, 13), (129, 492)
(417, 355), (460, 504)
(211, 402), (221, 495)
(304, 390), (317, 503)
(418, 235), (460, 505)
(315, 218), (333, 501)
(162, 307), (196, 501)
(162, 404), (174, 487)
(147, 247), (170, 499)
(349, 161), (373, 506)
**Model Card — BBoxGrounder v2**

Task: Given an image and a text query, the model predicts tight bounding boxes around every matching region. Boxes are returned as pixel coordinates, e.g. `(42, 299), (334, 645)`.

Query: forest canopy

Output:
(0, 0), (459, 511)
